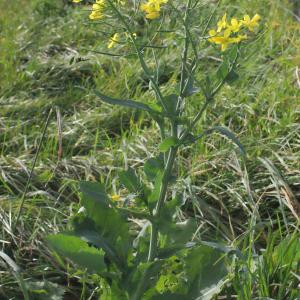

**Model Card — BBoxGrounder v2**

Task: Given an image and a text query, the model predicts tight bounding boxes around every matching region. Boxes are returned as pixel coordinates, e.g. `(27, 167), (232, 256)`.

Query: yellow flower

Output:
(108, 33), (119, 49)
(231, 34), (247, 43)
(89, 0), (105, 20)
(241, 14), (261, 31)
(208, 12), (259, 52)
(73, 0), (82, 2)
(209, 29), (217, 37)
(209, 29), (246, 52)
(111, 194), (121, 201)
(140, 0), (168, 20)
(228, 18), (242, 33)
(217, 13), (227, 32)
(209, 29), (231, 51)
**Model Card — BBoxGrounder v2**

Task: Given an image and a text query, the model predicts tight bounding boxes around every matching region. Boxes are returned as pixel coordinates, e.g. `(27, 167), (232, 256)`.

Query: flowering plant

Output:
(48, 1), (261, 298)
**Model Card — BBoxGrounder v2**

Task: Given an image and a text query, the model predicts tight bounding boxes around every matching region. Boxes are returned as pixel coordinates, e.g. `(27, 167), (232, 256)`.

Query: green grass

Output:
(0, 0), (300, 299)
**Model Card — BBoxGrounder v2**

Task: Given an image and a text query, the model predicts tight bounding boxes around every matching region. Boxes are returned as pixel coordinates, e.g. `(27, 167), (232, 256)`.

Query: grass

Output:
(0, 0), (300, 299)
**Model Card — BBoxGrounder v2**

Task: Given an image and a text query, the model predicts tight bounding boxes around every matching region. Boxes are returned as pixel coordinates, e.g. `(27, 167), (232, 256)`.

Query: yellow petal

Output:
(243, 15), (250, 22)
(224, 28), (231, 38)
(209, 29), (217, 36)
(221, 43), (228, 52)
(252, 14), (261, 22)
(111, 194), (121, 201)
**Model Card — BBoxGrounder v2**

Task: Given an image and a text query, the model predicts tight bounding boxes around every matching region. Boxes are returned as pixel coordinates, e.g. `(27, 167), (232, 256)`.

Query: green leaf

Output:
(152, 293), (186, 300)
(80, 181), (110, 207)
(127, 260), (165, 299)
(47, 234), (106, 274)
(216, 59), (229, 82)
(190, 126), (245, 155)
(133, 222), (152, 261)
(79, 181), (131, 263)
(159, 137), (179, 153)
(99, 278), (128, 300)
(182, 76), (200, 98)
(159, 218), (197, 249)
(163, 94), (178, 115)
(183, 245), (228, 299)
(72, 215), (126, 271)
(144, 155), (164, 181)
(119, 167), (141, 193)
(148, 172), (163, 210)
(95, 90), (158, 113)
(226, 44), (239, 62)
(216, 45), (238, 83)
(226, 70), (239, 83)
(209, 126), (245, 155)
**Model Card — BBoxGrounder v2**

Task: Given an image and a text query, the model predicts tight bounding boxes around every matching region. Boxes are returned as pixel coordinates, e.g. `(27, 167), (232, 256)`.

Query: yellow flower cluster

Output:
(72, 0), (105, 20)
(89, 0), (105, 20)
(73, 0), (126, 20)
(140, 0), (168, 20)
(209, 14), (261, 52)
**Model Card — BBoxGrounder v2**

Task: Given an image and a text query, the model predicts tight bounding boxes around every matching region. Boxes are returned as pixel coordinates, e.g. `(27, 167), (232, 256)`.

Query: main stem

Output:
(132, 123), (177, 300)
(148, 146), (177, 262)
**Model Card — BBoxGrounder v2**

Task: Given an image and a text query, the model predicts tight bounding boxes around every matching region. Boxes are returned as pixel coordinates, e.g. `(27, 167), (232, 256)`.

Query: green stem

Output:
(107, 0), (168, 113)
(148, 146), (177, 261)
(179, 48), (239, 143)
(133, 122), (178, 300)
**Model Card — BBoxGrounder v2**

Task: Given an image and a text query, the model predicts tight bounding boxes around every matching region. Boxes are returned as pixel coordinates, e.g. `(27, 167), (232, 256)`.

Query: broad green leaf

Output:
(72, 215), (126, 271)
(159, 218), (197, 249)
(184, 245), (228, 299)
(144, 155), (164, 181)
(119, 167), (140, 193)
(159, 137), (179, 153)
(127, 260), (165, 299)
(200, 240), (243, 258)
(95, 90), (158, 113)
(80, 181), (110, 207)
(79, 181), (131, 263)
(152, 245), (228, 298)
(79, 181), (128, 240)
(47, 234), (106, 274)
